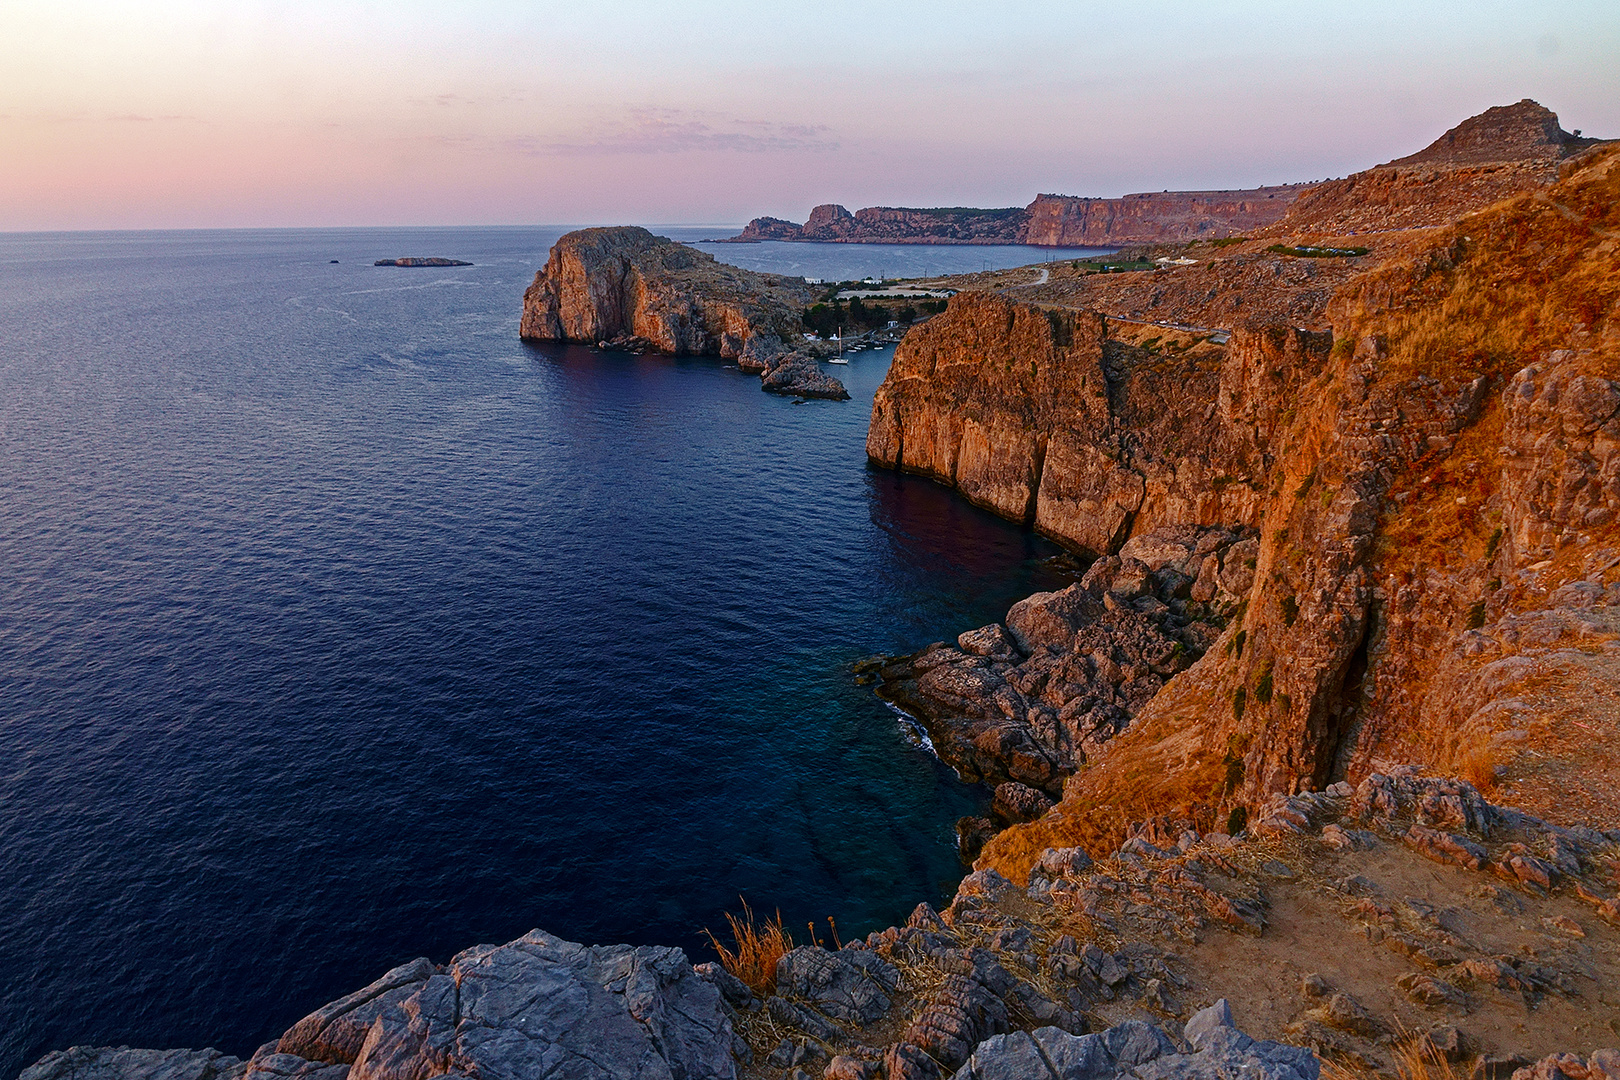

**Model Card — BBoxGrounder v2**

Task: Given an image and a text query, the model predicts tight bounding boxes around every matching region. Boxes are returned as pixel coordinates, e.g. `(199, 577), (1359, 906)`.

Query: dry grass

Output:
(704, 899), (795, 996)
(1454, 740), (1498, 796)
(1322, 1030), (1471, 1080)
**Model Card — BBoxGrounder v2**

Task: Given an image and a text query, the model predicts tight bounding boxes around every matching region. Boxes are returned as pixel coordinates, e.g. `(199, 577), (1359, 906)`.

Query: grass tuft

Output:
(704, 899), (795, 995)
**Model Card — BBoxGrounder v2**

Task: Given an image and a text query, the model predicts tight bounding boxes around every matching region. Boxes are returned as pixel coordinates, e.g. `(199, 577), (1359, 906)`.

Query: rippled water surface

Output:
(0, 227), (1075, 1076)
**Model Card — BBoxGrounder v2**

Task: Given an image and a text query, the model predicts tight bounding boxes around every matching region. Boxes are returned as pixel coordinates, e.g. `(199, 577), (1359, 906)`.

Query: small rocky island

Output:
(519, 226), (849, 401)
(373, 258), (472, 267)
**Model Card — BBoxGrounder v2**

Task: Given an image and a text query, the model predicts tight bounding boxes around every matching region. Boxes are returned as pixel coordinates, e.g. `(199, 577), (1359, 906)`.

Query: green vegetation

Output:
(1281, 594), (1299, 626)
(1254, 661), (1274, 705)
(1266, 244), (1370, 258)
(1465, 600), (1487, 630)
(1232, 685), (1247, 720)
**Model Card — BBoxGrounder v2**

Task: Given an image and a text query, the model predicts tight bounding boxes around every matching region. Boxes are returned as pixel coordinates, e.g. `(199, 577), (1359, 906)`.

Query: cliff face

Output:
(867, 293), (1326, 555)
(521, 226), (811, 360)
(1023, 186), (1311, 247)
(520, 227), (848, 399)
(733, 204), (1029, 245)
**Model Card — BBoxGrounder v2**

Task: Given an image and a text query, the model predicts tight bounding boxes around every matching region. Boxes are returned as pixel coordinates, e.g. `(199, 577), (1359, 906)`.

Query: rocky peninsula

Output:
(25, 101), (1620, 1080)
(519, 226), (849, 400)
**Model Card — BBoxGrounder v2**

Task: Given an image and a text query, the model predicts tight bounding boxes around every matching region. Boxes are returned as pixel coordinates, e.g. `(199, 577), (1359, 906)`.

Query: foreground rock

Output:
(26, 768), (1620, 1080)
(519, 226), (846, 399)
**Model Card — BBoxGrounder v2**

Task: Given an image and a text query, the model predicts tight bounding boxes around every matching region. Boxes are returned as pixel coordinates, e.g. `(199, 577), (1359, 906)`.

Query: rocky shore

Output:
(26, 770), (1619, 1080)
(519, 226), (849, 401)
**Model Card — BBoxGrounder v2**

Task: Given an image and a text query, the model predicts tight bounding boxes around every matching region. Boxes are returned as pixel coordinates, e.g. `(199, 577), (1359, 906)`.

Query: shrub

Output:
(1281, 595), (1299, 626)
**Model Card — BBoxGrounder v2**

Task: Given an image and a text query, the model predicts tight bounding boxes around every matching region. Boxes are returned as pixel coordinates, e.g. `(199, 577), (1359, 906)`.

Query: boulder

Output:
(774, 947), (899, 1026)
(21, 1049), (247, 1080)
(278, 958), (436, 1064)
(348, 930), (735, 1080)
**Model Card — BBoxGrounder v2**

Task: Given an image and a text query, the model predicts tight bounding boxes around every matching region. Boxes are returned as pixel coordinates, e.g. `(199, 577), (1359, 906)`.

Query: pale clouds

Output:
(529, 108), (839, 156)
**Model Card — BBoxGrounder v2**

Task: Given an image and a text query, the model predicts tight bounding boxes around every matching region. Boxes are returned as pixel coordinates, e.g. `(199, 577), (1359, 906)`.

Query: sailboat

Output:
(827, 326), (849, 364)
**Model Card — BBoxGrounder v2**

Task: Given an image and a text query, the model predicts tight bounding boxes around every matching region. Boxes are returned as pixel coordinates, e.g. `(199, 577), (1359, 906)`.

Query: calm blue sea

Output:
(0, 226), (1079, 1077)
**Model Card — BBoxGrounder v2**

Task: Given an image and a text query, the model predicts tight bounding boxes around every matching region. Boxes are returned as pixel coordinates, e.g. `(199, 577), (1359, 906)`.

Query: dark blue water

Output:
(0, 227), (1071, 1077)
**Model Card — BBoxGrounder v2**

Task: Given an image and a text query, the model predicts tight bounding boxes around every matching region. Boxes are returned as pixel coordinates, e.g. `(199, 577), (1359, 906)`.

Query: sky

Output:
(1, 1), (1617, 231)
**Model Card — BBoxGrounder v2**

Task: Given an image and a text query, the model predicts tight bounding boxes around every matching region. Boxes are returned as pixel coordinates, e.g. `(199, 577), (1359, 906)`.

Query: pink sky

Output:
(2, 1), (1617, 230)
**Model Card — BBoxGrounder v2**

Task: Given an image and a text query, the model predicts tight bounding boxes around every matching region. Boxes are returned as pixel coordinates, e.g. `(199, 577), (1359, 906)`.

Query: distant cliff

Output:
(1022, 186), (1311, 246)
(728, 187), (1310, 248)
(520, 227), (848, 399)
(731, 204), (1029, 245)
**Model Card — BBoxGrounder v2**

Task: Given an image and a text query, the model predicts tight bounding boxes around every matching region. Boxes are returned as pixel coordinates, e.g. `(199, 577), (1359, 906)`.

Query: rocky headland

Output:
(519, 226), (849, 400)
(25, 102), (1620, 1080)
(729, 205), (1030, 245)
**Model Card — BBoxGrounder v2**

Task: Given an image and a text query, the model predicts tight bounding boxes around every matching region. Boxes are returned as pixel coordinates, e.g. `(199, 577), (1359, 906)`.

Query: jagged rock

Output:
(277, 958), (436, 1064)
(1314, 992), (1382, 1037)
(348, 930), (735, 1080)
(1422, 1027), (1473, 1064)
(693, 962), (756, 1013)
(1032, 846), (1094, 881)
(1396, 972), (1471, 1009)
(1006, 586), (1103, 655)
(21, 1049), (247, 1080)
(959, 625), (1020, 659)
(822, 1055), (877, 1080)
(768, 996), (846, 1044)
(1509, 1049), (1620, 1080)
(1404, 825), (1488, 870)
(761, 354), (851, 401)
(993, 782), (1055, 823)
(775, 947), (899, 1026)
(242, 1054), (348, 1080)
(1473, 1054), (1534, 1080)
(884, 1043), (942, 1080)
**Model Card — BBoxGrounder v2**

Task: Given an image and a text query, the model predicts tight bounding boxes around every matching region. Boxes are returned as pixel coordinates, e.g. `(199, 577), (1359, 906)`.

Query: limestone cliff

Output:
(520, 227), (848, 399)
(867, 292), (1323, 555)
(1022, 186), (1311, 247)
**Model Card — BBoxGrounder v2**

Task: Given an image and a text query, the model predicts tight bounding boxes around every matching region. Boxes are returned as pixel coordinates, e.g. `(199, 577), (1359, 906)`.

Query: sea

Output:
(0, 226), (1108, 1077)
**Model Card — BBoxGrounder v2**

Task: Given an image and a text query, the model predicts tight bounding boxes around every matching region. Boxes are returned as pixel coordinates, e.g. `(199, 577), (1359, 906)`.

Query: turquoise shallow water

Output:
(0, 226), (1077, 1076)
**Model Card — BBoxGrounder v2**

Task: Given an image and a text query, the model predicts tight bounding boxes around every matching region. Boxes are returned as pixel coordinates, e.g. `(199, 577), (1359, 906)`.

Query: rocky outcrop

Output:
(519, 227), (847, 400)
(1268, 100), (1610, 237)
(873, 525), (1256, 814)
(730, 206), (1028, 246)
(1388, 100), (1603, 168)
(1023, 187), (1311, 247)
